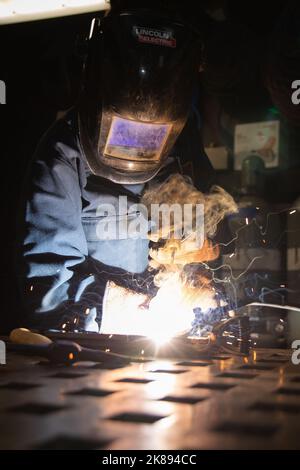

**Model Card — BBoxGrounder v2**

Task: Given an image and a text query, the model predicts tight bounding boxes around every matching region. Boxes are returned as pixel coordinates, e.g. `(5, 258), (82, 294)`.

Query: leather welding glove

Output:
(101, 281), (153, 335)
(25, 259), (158, 334)
(100, 271), (226, 338)
(71, 262), (158, 333)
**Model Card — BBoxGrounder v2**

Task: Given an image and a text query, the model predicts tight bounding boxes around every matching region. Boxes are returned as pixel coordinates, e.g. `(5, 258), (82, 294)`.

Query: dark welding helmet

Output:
(78, 7), (202, 184)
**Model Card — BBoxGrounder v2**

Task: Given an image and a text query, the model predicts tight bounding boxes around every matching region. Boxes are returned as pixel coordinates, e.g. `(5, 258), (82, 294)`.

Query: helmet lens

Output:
(104, 116), (172, 163)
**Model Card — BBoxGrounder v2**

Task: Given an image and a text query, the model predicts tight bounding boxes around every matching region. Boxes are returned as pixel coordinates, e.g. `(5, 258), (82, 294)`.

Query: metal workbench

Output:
(0, 344), (300, 450)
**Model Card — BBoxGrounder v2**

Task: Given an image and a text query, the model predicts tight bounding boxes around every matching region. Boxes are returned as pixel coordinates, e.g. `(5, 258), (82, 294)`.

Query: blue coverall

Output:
(17, 108), (213, 331)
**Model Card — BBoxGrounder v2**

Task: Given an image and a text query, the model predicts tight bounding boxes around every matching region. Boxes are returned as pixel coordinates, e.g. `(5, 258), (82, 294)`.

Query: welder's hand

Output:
(92, 260), (158, 299)
(101, 280), (185, 338)
(101, 280), (196, 338)
(100, 281), (154, 335)
(116, 269), (158, 298)
(100, 274), (225, 339)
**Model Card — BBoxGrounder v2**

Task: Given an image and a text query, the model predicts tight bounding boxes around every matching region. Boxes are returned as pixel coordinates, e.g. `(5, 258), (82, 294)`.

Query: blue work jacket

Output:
(17, 108), (213, 331)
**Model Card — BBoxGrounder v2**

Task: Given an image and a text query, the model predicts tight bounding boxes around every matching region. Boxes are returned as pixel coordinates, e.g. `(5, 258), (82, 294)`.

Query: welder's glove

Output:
(102, 281), (188, 338)
(102, 264), (158, 298)
(31, 260), (159, 334)
(101, 272), (228, 339)
(101, 281), (152, 335)
(88, 261), (158, 335)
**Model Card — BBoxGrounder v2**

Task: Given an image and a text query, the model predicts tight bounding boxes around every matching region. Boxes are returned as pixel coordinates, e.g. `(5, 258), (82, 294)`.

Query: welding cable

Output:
(246, 302), (300, 313)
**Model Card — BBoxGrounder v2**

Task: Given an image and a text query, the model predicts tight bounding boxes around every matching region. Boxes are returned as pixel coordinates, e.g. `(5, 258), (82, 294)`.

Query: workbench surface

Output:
(1, 348), (300, 450)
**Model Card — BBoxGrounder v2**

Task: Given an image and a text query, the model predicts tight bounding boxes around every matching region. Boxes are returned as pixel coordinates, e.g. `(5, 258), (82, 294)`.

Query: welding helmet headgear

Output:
(78, 7), (202, 184)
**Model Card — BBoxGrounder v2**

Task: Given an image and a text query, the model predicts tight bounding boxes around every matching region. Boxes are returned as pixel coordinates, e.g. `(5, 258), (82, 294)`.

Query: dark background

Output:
(0, 0), (299, 333)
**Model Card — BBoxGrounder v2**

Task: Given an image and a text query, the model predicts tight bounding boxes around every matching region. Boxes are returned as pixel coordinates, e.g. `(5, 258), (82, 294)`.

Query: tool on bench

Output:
(8, 328), (130, 366)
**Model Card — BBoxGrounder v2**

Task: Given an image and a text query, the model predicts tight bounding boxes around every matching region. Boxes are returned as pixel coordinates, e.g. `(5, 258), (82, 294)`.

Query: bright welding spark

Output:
(262, 205), (300, 235)
(216, 205), (300, 252)
(203, 255), (264, 282)
(113, 178), (300, 342)
(149, 193), (300, 309)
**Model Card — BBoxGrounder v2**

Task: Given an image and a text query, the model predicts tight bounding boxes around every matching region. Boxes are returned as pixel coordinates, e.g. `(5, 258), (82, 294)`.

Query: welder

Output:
(17, 0), (214, 334)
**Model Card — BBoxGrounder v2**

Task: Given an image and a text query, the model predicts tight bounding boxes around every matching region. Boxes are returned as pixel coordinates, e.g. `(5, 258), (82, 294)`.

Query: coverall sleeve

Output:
(18, 133), (104, 331)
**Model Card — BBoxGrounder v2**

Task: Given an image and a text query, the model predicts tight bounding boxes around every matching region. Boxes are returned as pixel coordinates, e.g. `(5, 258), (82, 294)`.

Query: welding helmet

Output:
(78, 7), (202, 184)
